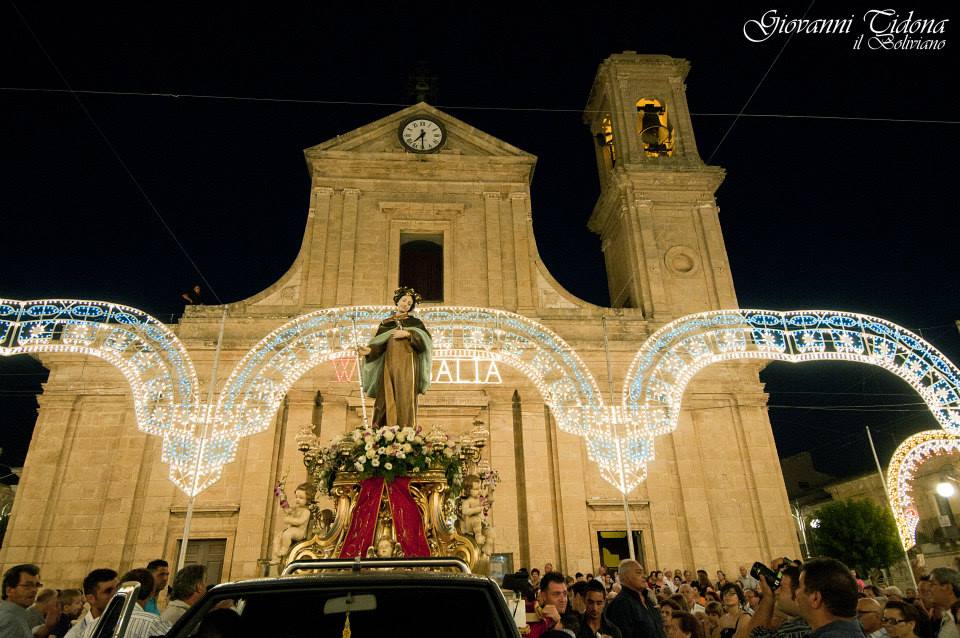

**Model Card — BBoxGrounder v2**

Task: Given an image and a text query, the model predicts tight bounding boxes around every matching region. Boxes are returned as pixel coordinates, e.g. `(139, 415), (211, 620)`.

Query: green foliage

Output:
(807, 498), (902, 574)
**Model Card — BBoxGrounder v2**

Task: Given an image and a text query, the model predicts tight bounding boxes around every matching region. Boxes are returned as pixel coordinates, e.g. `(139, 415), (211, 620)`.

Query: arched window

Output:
(399, 234), (443, 302)
(635, 98), (674, 157)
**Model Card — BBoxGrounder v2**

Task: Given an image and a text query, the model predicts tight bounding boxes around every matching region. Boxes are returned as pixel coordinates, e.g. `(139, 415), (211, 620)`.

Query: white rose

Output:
(371, 458), (380, 467)
(384, 430), (396, 441)
(366, 449), (376, 459)
(365, 442), (373, 451)
(384, 462), (393, 470)
(354, 461), (364, 471)
(396, 452), (406, 459)
(403, 443), (413, 453)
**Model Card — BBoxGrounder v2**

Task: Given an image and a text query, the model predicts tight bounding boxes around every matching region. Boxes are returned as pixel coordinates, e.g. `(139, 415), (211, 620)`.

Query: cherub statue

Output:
(272, 482), (311, 565)
(460, 474), (485, 546)
(366, 534), (403, 558)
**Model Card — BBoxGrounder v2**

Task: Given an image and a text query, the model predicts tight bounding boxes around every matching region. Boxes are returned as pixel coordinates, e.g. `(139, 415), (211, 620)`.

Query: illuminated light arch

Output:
(623, 310), (960, 447)
(0, 298), (201, 490)
(886, 430), (960, 550)
(210, 306), (617, 492)
(10, 302), (959, 499)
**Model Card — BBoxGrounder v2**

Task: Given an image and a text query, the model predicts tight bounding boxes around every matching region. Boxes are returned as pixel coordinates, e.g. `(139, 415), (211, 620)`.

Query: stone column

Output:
(304, 186), (334, 306)
(510, 193), (535, 312)
(483, 192), (504, 308)
(336, 188), (361, 305)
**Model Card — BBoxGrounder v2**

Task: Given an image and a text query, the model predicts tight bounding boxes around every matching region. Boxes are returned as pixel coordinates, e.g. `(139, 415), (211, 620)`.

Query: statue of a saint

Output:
(357, 287), (432, 428)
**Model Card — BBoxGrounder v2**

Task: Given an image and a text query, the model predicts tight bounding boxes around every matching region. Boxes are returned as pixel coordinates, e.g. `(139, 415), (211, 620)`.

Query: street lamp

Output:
(936, 481), (956, 498)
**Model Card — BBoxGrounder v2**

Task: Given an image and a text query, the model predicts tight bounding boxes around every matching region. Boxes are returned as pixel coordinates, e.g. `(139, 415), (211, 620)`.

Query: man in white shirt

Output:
(738, 565), (760, 592)
(679, 583), (705, 614)
(64, 568), (118, 638)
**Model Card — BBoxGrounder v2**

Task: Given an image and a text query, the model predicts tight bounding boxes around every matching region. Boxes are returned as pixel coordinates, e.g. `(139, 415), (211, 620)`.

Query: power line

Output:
(2, 86), (958, 126)
(8, 2), (223, 305)
(707, 0), (816, 163)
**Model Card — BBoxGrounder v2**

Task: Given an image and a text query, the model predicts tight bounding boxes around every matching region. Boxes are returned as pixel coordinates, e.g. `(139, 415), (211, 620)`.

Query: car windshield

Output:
(173, 583), (507, 638)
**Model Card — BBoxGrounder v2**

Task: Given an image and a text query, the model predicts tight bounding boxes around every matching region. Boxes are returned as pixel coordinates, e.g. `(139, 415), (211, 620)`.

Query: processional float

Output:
(279, 422), (497, 572)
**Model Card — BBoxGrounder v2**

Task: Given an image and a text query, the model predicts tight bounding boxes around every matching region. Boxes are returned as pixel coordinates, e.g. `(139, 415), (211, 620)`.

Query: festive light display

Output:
(886, 429), (960, 550)
(5, 300), (960, 497)
(212, 306), (612, 492)
(625, 310), (960, 437)
(0, 298), (201, 491)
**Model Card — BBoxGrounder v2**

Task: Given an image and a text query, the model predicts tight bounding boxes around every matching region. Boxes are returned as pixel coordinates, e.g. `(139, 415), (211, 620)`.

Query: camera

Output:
(502, 570), (535, 600)
(750, 558), (793, 589)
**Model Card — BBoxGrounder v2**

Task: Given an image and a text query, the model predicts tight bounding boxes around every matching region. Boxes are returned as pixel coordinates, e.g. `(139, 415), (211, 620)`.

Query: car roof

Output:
(205, 569), (500, 597)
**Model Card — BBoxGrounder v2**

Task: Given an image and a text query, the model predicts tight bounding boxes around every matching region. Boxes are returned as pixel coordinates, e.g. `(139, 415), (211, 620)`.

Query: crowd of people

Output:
(515, 559), (960, 638)
(4, 554), (960, 638)
(0, 560), (210, 638)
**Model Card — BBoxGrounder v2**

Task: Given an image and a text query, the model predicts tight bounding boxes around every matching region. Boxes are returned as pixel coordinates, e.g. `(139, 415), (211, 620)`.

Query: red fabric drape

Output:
(387, 477), (430, 557)
(339, 477), (385, 558)
(338, 476), (430, 558)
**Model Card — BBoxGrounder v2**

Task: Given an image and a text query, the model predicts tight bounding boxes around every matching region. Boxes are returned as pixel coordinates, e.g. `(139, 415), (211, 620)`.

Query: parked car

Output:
(92, 558), (521, 638)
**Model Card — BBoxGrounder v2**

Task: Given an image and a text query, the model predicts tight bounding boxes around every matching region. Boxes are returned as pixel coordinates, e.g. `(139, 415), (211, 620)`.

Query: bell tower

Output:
(585, 52), (737, 320)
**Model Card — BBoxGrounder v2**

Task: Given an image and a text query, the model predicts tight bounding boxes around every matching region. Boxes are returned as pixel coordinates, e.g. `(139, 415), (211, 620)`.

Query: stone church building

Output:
(1, 53), (799, 586)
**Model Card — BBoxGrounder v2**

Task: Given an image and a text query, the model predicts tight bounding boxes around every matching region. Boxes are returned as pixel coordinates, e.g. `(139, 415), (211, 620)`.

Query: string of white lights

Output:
(886, 430), (960, 550)
(5, 300), (960, 497)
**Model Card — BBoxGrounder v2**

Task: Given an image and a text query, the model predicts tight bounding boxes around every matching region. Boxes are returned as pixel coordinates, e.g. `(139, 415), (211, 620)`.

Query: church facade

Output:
(0, 53), (799, 586)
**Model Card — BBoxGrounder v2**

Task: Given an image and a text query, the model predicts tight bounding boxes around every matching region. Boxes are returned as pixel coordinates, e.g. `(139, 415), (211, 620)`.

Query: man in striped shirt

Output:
(115, 569), (171, 638)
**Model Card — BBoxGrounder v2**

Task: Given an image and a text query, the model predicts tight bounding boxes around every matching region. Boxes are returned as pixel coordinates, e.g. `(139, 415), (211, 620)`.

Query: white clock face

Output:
(399, 118), (445, 153)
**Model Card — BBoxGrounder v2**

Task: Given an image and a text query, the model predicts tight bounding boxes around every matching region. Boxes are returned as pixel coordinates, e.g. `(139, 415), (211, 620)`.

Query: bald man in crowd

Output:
(856, 597), (886, 638)
(606, 560), (666, 638)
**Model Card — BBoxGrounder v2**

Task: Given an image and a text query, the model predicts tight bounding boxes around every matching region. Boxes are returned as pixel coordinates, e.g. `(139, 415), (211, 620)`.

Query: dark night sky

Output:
(1, 3), (957, 482)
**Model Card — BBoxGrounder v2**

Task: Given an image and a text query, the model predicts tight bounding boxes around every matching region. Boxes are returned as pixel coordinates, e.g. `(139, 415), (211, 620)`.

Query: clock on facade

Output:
(398, 116), (446, 153)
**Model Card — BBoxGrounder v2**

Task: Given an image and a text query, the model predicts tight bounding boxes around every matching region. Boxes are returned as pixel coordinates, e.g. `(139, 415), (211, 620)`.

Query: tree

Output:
(808, 498), (902, 575)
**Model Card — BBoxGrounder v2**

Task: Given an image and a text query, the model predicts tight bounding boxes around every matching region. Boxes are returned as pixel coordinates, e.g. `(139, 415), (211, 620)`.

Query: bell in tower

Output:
(584, 52), (733, 320)
(637, 99), (673, 157)
(584, 52), (703, 169)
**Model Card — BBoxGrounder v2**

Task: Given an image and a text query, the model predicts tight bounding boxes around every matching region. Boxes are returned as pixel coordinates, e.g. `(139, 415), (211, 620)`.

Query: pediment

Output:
(304, 102), (535, 160)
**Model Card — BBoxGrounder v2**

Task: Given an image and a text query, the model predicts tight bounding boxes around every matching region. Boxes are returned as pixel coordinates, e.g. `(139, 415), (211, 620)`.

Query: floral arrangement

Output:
(477, 468), (500, 518)
(312, 424), (462, 496)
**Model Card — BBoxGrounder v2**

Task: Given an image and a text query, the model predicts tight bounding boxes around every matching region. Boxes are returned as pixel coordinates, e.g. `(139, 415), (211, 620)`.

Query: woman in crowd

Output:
(715, 570), (730, 590)
(661, 599), (682, 627)
(696, 570), (713, 598)
(669, 610), (706, 638)
(702, 601), (724, 638)
(715, 584), (752, 638)
(883, 601), (928, 638)
(648, 570), (663, 594)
